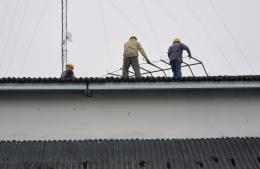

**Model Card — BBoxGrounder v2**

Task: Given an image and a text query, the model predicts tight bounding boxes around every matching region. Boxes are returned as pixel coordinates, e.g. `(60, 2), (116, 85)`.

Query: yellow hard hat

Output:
(173, 38), (181, 43)
(66, 63), (74, 69)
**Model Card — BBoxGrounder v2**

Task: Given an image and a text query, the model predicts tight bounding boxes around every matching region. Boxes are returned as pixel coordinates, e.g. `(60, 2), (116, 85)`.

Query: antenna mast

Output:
(61, 0), (68, 73)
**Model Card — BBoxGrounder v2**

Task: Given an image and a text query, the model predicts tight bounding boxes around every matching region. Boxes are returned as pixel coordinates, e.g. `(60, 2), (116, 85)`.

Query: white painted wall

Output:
(0, 90), (259, 140)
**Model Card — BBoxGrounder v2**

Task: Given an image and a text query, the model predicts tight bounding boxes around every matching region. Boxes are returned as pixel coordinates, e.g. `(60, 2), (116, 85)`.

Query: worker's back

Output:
(168, 42), (189, 61)
(123, 39), (142, 58)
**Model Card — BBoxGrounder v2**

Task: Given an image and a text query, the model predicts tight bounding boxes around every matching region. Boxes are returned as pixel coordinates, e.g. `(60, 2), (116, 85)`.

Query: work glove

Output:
(188, 55), (192, 59)
(146, 58), (151, 64)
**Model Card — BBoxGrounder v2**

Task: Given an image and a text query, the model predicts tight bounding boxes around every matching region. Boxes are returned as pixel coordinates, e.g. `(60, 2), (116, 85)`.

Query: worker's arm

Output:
(123, 43), (127, 51)
(182, 44), (192, 58)
(71, 71), (76, 80)
(137, 42), (148, 59)
(137, 42), (151, 64)
(167, 46), (172, 58)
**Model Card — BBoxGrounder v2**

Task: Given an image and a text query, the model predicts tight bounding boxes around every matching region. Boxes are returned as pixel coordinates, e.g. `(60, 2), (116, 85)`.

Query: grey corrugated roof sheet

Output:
(0, 75), (260, 84)
(0, 138), (260, 169)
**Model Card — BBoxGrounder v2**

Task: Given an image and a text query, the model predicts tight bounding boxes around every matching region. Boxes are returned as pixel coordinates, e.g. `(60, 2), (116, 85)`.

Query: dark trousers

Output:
(122, 56), (141, 78)
(170, 60), (182, 77)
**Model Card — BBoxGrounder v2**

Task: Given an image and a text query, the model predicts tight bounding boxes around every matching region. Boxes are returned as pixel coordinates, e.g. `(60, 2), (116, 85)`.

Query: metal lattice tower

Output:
(61, 0), (68, 73)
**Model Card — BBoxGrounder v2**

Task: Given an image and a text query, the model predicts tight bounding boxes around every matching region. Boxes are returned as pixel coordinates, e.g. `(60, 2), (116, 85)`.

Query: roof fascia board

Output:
(0, 81), (260, 91)
(0, 83), (87, 91)
(89, 81), (260, 90)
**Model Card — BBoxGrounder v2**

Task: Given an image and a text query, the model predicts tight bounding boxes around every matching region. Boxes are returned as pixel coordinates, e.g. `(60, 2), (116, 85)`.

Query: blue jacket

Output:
(168, 42), (191, 61)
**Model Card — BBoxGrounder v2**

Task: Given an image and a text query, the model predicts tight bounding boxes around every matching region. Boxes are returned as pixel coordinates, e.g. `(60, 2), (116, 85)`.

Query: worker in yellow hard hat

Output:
(173, 38), (181, 43)
(168, 38), (192, 77)
(122, 36), (151, 78)
(61, 63), (76, 80)
(66, 63), (74, 69)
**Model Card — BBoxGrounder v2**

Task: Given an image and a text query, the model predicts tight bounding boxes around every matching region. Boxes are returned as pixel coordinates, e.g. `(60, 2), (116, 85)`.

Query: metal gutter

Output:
(0, 83), (87, 91)
(89, 81), (260, 90)
(0, 81), (260, 91)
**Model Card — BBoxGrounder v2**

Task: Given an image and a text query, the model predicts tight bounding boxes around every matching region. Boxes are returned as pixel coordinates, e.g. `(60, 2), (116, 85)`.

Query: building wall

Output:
(0, 90), (259, 140)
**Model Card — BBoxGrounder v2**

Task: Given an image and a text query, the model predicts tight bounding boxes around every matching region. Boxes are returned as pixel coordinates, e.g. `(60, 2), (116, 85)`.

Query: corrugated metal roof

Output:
(0, 75), (260, 84)
(0, 138), (260, 169)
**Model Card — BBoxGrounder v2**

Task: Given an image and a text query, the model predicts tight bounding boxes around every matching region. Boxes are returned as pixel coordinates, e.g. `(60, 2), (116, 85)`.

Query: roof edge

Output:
(89, 81), (260, 91)
(0, 81), (260, 91)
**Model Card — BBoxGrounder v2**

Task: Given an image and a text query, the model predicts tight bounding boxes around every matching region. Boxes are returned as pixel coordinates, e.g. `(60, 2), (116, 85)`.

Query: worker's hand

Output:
(146, 58), (151, 64)
(188, 55), (192, 59)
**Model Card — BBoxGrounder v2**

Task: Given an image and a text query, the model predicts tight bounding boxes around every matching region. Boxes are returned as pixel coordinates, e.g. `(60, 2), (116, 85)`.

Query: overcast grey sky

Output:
(0, 0), (259, 77)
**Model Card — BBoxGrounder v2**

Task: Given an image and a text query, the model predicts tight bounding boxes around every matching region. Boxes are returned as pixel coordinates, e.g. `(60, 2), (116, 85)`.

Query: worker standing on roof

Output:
(61, 63), (76, 80)
(168, 38), (192, 78)
(122, 36), (151, 78)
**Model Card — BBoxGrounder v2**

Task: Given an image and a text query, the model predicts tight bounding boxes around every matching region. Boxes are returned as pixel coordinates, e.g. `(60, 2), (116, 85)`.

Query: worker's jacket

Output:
(123, 39), (148, 58)
(61, 69), (75, 80)
(168, 42), (191, 62)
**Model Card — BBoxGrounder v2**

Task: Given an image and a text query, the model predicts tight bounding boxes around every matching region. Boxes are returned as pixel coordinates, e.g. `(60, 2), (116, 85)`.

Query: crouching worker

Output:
(61, 63), (76, 80)
(168, 38), (192, 78)
(122, 36), (151, 78)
